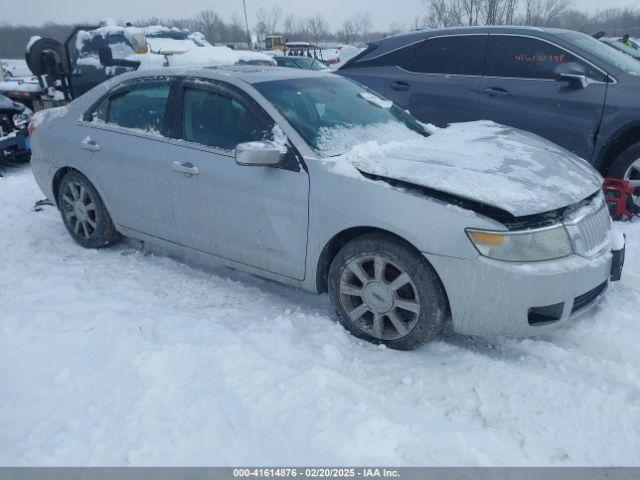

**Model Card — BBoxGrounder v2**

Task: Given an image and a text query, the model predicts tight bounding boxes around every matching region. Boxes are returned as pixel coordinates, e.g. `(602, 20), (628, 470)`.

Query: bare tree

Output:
(523, 0), (572, 26)
(194, 9), (222, 42)
(307, 13), (329, 44)
(340, 18), (357, 43)
(283, 14), (296, 40)
(255, 4), (283, 36)
(353, 13), (373, 43)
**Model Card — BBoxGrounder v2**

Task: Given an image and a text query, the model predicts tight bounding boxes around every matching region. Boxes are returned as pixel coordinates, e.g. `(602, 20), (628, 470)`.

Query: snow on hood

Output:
(331, 120), (602, 217)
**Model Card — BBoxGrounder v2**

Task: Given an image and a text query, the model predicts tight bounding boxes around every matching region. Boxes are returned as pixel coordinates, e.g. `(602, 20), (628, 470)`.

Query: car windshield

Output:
(294, 57), (331, 71)
(603, 39), (640, 59)
(559, 31), (640, 75)
(254, 76), (427, 157)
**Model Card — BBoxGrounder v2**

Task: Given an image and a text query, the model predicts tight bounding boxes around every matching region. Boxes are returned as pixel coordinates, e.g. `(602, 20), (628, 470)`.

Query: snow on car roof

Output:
(198, 65), (330, 84)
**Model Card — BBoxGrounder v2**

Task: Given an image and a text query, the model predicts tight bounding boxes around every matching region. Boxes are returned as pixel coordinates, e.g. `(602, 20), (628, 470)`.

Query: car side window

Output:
(105, 83), (170, 133)
(181, 88), (271, 151)
(86, 82), (171, 132)
(278, 58), (298, 68)
(403, 35), (486, 76)
(486, 35), (607, 82)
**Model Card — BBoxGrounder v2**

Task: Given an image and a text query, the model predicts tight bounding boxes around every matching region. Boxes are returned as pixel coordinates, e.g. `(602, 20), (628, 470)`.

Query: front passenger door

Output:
(384, 34), (487, 126)
(165, 80), (310, 280)
(479, 34), (608, 160)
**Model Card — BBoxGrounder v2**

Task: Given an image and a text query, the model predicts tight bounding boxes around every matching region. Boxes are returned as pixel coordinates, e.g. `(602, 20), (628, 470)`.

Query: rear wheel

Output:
(328, 233), (448, 350)
(58, 171), (121, 248)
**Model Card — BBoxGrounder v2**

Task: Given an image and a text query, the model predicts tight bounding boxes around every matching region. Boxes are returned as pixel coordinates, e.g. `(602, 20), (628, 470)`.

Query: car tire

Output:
(608, 142), (640, 184)
(328, 233), (448, 350)
(58, 171), (121, 248)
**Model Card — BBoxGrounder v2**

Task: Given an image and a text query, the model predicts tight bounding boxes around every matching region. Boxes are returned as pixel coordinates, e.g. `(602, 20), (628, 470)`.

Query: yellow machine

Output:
(264, 35), (284, 50)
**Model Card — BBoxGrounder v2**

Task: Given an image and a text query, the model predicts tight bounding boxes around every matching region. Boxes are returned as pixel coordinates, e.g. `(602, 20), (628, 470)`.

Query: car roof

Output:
(123, 65), (330, 86)
(384, 25), (571, 40)
(352, 25), (579, 64)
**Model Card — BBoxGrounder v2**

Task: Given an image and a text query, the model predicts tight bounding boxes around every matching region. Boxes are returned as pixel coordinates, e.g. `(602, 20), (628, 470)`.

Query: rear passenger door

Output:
(79, 78), (177, 242)
(384, 34), (487, 126)
(479, 34), (608, 160)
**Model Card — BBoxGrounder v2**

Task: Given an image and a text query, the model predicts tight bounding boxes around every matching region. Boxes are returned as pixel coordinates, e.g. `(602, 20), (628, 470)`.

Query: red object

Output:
(602, 177), (639, 221)
(27, 119), (36, 137)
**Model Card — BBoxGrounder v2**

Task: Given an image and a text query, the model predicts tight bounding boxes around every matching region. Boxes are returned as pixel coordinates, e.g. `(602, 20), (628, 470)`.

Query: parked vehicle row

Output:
(29, 65), (625, 349)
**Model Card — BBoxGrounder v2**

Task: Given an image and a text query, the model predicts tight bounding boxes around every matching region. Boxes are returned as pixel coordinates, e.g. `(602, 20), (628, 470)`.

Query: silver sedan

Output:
(29, 67), (624, 349)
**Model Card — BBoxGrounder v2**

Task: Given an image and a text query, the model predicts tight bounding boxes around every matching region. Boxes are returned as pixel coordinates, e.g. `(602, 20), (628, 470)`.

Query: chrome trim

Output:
(352, 39), (425, 63)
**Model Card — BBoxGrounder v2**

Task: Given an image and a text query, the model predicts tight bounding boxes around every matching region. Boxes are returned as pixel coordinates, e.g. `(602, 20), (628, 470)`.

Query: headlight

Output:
(466, 225), (573, 262)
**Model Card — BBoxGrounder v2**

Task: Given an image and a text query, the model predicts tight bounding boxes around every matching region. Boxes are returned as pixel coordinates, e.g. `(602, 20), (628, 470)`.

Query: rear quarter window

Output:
(85, 81), (171, 134)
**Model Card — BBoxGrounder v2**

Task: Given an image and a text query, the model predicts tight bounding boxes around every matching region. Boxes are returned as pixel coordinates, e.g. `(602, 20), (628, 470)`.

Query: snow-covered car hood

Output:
(334, 121), (602, 217)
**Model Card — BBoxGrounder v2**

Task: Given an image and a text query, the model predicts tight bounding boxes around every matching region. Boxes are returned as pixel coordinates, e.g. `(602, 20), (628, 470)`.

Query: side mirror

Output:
(235, 141), (284, 167)
(98, 46), (141, 69)
(554, 62), (589, 89)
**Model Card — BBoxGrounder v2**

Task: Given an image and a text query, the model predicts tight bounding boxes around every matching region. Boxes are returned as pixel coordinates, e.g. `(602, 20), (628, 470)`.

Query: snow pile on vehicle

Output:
(327, 120), (602, 217)
(75, 25), (274, 70)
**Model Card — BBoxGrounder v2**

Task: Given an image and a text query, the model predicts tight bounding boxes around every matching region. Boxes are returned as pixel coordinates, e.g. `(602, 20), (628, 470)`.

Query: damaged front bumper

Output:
(425, 236), (625, 337)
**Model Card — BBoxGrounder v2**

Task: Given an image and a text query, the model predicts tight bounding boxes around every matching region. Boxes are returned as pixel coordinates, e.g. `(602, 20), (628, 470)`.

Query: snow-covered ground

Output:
(1, 164), (639, 466)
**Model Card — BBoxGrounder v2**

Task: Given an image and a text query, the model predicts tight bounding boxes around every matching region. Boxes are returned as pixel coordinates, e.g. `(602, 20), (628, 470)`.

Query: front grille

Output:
(571, 204), (611, 256)
(571, 281), (608, 314)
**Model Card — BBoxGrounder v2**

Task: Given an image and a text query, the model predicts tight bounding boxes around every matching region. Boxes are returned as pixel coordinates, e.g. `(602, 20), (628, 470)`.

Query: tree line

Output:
(1, 2), (640, 58)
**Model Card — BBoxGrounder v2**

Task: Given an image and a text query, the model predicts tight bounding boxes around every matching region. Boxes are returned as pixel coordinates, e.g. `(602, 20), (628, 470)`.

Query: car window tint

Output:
(107, 83), (170, 133)
(404, 35), (485, 75)
(182, 88), (270, 151)
(278, 58), (298, 68)
(486, 35), (606, 81)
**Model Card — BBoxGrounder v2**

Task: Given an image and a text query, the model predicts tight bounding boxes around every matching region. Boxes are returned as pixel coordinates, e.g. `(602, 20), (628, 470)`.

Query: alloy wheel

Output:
(625, 158), (640, 206)
(61, 181), (97, 240)
(339, 254), (421, 341)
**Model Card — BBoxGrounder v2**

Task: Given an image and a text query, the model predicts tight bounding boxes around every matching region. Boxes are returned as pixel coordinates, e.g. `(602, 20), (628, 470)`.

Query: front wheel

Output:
(58, 171), (121, 248)
(328, 233), (448, 350)
(608, 143), (640, 206)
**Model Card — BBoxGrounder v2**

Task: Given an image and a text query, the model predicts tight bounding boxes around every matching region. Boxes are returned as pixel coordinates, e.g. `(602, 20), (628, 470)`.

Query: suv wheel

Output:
(608, 143), (640, 205)
(328, 233), (448, 350)
(58, 171), (121, 248)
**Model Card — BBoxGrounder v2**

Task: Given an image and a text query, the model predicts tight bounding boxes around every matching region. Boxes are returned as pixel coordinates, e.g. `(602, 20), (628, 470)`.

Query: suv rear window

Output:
(403, 35), (486, 76)
(485, 35), (607, 81)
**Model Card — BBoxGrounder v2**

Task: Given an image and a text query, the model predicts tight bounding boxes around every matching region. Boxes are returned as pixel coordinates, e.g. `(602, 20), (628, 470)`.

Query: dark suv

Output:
(338, 26), (640, 188)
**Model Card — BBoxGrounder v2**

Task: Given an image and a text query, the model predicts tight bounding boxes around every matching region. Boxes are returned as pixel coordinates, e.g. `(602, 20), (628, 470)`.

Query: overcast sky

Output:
(3, 0), (640, 30)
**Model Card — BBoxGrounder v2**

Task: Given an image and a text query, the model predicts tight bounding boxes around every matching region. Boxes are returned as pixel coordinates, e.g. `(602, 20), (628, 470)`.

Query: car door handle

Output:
(81, 137), (100, 152)
(482, 87), (510, 97)
(390, 81), (411, 91)
(171, 161), (200, 176)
